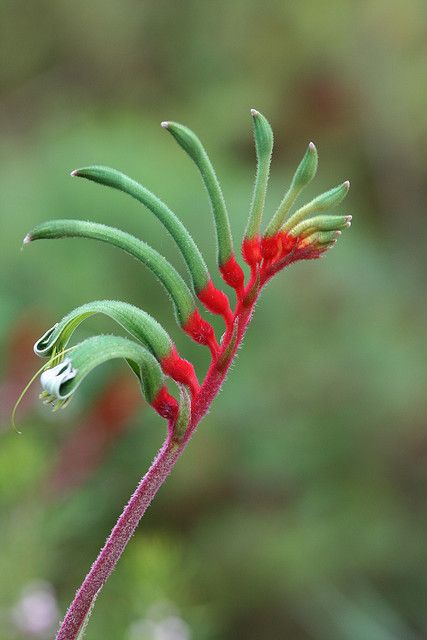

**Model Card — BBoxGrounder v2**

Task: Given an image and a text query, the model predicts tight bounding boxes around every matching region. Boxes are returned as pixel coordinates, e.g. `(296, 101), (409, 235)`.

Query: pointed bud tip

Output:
(23, 233), (32, 245)
(250, 108), (260, 117)
(308, 141), (316, 151)
(344, 180), (350, 190)
(161, 121), (170, 129)
(70, 169), (79, 177)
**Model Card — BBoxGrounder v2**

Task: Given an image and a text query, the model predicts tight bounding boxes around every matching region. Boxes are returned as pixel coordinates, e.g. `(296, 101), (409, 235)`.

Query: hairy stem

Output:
(55, 295), (258, 640)
(55, 434), (183, 639)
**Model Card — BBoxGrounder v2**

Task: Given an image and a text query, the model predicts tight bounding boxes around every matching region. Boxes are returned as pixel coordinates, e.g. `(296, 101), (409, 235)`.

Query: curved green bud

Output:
(290, 214), (352, 238)
(71, 166), (210, 294)
(24, 219), (196, 327)
(265, 142), (318, 236)
(34, 300), (173, 362)
(40, 335), (164, 407)
(281, 180), (350, 233)
(244, 109), (274, 239)
(161, 121), (234, 266)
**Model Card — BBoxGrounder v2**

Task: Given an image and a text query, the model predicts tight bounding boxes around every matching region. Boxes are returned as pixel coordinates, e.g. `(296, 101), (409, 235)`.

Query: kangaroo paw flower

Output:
(22, 108), (352, 640)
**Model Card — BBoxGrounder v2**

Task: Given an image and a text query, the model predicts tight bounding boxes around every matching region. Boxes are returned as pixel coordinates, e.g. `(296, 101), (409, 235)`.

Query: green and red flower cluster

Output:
(24, 109), (351, 639)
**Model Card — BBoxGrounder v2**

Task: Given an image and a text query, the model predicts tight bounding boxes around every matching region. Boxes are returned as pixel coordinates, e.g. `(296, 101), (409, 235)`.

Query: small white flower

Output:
(40, 358), (76, 399)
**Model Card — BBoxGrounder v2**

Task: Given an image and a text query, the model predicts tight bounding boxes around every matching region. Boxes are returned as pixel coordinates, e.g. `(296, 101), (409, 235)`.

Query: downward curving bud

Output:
(34, 300), (200, 396)
(39, 335), (179, 422)
(25, 219), (196, 329)
(71, 166), (211, 296)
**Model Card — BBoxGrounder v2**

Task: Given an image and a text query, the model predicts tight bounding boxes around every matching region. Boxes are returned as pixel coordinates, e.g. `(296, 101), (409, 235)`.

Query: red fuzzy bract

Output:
(219, 255), (245, 291)
(150, 385), (179, 421)
(161, 346), (200, 396)
(261, 234), (282, 260)
(183, 309), (218, 355)
(241, 236), (262, 266)
(279, 231), (298, 258)
(260, 232), (298, 267)
(197, 280), (232, 323)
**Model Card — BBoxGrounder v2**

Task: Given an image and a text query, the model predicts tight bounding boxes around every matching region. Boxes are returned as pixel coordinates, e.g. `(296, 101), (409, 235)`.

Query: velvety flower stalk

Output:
(23, 109), (351, 639)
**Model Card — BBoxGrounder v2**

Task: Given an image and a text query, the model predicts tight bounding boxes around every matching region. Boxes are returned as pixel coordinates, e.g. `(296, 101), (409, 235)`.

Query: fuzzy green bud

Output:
(34, 300), (174, 362)
(161, 120), (234, 267)
(25, 219), (196, 328)
(265, 142), (318, 236)
(282, 180), (350, 233)
(71, 166), (210, 294)
(40, 335), (164, 407)
(290, 214), (352, 238)
(244, 109), (274, 240)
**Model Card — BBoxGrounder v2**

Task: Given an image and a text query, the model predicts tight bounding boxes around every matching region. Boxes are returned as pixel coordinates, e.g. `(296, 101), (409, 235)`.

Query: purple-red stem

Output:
(55, 434), (182, 639)
(55, 290), (259, 639)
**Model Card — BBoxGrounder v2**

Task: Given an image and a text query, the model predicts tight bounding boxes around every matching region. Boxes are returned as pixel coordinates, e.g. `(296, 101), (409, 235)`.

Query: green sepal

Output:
(290, 214), (352, 238)
(162, 121), (234, 266)
(244, 109), (274, 239)
(265, 142), (318, 236)
(34, 300), (174, 363)
(40, 335), (164, 405)
(71, 166), (210, 294)
(281, 180), (350, 233)
(25, 219), (196, 327)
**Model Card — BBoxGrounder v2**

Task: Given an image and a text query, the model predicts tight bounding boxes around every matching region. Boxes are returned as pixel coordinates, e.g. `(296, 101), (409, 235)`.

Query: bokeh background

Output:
(1, 1), (426, 638)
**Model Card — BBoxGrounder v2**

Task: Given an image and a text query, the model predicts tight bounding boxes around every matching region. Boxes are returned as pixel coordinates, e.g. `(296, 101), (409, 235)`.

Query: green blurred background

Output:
(1, 1), (426, 638)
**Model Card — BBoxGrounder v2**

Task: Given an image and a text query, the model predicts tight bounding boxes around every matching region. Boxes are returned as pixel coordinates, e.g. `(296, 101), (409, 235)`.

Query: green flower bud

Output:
(161, 121), (234, 267)
(25, 219), (196, 328)
(290, 214), (352, 238)
(244, 109), (274, 240)
(34, 300), (174, 362)
(265, 142), (318, 236)
(71, 166), (210, 294)
(282, 180), (350, 233)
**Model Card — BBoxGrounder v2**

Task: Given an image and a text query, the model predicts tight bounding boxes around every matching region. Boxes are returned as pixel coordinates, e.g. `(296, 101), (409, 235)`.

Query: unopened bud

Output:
(290, 214), (352, 238)
(283, 181), (350, 232)
(265, 142), (318, 236)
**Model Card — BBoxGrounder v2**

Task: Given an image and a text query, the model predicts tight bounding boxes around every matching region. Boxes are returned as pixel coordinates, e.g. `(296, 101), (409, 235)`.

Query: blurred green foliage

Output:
(1, 1), (426, 638)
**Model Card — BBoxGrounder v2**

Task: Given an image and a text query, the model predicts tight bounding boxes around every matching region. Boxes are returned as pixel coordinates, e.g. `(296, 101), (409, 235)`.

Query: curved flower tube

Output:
(34, 300), (200, 396)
